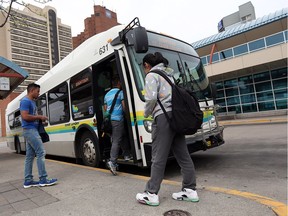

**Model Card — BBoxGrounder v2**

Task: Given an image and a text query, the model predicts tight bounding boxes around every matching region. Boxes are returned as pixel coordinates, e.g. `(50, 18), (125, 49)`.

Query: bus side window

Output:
(48, 82), (70, 124)
(70, 67), (93, 120)
(14, 110), (21, 128)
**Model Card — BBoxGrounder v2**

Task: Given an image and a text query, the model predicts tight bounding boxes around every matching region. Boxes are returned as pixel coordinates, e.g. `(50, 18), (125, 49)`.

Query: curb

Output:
(219, 118), (287, 126)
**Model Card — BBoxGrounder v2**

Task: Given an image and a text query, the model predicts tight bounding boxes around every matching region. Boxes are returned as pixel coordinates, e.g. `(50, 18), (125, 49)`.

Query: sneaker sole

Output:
(23, 184), (39, 189)
(137, 199), (159, 206)
(173, 197), (199, 202)
(39, 182), (57, 187)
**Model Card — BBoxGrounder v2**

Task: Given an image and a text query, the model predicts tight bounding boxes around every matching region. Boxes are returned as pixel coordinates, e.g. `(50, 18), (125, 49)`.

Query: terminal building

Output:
(192, 2), (287, 118)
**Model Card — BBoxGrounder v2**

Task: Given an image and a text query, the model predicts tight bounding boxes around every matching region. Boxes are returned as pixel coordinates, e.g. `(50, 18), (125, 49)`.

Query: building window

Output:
(226, 96), (240, 105)
(227, 105), (241, 113)
(224, 78), (238, 88)
(258, 101), (275, 111)
(272, 79), (287, 89)
(225, 87), (239, 97)
(233, 44), (248, 56)
(241, 14), (252, 22)
(248, 38), (265, 52)
(220, 49), (233, 60)
(106, 10), (112, 18)
(242, 103), (257, 113)
(216, 90), (225, 98)
(213, 67), (287, 114)
(253, 71), (270, 82)
(257, 91), (274, 102)
(276, 100), (288, 109)
(201, 56), (207, 65)
(255, 81), (272, 92)
(241, 94), (256, 103)
(271, 68), (287, 79)
(239, 84), (254, 94)
(212, 53), (219, 63)
(265, 32), (285, 47)
(215, 81), (224, 90)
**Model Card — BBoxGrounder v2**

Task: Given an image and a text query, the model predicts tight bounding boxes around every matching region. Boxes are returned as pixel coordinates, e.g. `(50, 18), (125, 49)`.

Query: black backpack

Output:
(150, 70), (203, 135)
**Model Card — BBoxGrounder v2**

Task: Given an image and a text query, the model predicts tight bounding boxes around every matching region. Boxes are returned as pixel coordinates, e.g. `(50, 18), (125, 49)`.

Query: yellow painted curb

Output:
(47, 159), (288, 216)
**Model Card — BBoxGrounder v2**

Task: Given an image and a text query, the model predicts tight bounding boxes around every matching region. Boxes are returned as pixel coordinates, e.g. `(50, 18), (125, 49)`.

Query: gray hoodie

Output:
(144, 63), (174, 118)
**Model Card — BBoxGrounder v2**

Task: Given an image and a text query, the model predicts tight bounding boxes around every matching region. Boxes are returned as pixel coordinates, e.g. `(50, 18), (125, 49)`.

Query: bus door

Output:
(92, 54), (136, 163)
(116, 49), (148, 166)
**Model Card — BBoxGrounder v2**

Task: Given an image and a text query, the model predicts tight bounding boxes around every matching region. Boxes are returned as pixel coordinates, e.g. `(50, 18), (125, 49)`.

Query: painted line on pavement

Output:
(47, 159), (288, 216)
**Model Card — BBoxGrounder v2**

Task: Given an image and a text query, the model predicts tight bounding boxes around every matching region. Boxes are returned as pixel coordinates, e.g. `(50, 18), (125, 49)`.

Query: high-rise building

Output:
(72, 5), (119, 49)
(0, 4), (73, 93)
(192, 4), (287, 118)
(0, 4), (73, 137)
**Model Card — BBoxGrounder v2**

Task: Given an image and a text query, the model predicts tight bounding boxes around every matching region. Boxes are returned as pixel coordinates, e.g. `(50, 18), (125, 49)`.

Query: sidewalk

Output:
(0, 156), (280, 216)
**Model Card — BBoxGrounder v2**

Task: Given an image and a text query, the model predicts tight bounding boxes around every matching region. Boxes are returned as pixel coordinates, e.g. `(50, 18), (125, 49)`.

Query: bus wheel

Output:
(15, 138), (21, 154)
(80, 132), (100, 167)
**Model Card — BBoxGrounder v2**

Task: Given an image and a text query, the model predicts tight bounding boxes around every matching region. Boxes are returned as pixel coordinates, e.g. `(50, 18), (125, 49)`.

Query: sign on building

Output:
(0, 77), (10, 91)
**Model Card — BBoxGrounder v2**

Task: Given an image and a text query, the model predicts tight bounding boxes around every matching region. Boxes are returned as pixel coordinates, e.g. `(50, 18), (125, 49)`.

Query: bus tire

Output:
(15, 137), (21, 154)
(80, 131), (100, 167)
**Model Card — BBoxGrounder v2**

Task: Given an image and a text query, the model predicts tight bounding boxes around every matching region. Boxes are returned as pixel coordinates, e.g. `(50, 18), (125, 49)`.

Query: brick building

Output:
(72, 5), (119, 49)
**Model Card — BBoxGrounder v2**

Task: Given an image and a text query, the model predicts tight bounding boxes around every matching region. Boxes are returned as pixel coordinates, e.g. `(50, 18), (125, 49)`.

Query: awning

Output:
(0, 56), (29, 99)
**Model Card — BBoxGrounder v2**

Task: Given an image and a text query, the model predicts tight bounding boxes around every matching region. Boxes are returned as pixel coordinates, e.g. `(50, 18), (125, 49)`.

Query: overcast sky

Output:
(13, 0), (288, 43)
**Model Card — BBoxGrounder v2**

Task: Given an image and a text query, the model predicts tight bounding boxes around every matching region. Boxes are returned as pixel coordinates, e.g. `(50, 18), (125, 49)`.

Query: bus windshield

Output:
(127, 31), (209, 101)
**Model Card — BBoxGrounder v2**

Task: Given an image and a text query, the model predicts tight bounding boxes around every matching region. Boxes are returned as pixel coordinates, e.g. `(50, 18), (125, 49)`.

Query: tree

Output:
(0, 0), (51, 28)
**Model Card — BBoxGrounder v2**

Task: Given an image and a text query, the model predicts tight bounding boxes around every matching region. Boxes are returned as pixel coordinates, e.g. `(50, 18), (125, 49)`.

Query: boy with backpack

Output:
(136, 52), (199, 206)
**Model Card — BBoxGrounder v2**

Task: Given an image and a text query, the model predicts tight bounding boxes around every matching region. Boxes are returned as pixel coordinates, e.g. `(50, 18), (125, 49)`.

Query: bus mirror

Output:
(133, 26), (148, 53)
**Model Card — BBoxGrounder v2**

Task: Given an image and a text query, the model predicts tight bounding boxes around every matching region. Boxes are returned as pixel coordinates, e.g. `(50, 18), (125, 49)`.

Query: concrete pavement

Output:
(0, 153), (285, 216)
(0, 116), (287, 216)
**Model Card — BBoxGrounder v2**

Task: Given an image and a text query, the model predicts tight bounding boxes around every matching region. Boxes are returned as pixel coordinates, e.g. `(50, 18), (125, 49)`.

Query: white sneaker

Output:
(172, 188), (199, 202)
(136, 191), (159, 206)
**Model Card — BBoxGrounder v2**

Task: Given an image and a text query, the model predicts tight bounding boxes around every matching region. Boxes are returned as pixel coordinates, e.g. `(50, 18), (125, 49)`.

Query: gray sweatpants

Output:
(145, 112), (197, 194)
(110, 120), (130, 163)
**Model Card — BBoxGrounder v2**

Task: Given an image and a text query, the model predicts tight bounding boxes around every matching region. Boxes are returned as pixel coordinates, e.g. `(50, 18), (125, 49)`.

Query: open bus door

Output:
(92, 55), (137, 164)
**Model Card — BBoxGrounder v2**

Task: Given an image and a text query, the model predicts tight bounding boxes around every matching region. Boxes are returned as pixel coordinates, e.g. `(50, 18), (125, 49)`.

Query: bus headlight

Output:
(143, 119), (153, 133)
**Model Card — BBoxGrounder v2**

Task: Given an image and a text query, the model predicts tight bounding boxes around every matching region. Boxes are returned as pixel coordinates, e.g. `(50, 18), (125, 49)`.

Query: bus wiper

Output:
(177, 60), (186, 85)
(184, 62), (208, 105)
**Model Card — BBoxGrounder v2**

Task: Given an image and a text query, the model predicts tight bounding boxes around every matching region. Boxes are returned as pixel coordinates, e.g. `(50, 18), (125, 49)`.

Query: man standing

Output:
(20, 83), (57, 188)
(104, 77), (131, 175)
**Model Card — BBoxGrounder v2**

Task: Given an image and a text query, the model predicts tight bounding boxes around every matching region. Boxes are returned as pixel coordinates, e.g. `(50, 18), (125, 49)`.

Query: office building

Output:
(192, 3), (287, 118)
(0, 4), (73, 137)
(0, 4), (73, 93)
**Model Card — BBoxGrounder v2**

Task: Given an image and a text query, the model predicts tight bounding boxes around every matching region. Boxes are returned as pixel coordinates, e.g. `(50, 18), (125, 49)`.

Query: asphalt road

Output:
(164, 123), (287, 204)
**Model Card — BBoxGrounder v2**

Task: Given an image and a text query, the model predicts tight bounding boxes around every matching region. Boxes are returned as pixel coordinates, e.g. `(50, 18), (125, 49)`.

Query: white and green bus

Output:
(6, 18), (224, 167)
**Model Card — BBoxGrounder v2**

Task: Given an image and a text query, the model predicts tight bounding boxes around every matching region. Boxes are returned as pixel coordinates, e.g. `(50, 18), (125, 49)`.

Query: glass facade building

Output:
(215, 67), (287, 114)
(192, 7), (287, 117)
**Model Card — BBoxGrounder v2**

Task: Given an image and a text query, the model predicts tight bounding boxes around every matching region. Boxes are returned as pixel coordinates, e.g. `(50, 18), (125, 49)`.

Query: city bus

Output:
(5, 18), (224, 168)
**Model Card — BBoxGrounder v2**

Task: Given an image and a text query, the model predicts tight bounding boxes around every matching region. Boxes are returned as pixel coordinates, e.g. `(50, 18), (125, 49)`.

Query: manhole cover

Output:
(163, 209), (192, 216)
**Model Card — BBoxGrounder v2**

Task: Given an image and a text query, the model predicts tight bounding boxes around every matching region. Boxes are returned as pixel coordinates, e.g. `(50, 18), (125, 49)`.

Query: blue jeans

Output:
(23, 128), (47, 182)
